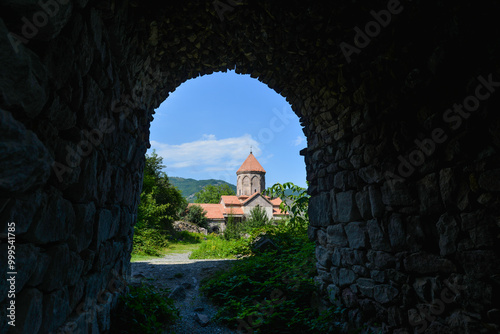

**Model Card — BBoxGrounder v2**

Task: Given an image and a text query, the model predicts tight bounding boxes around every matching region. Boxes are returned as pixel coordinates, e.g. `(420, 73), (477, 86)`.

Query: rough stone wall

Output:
(0, 0), (499, 333)
(0, 1), (145, 332)
(301, 2), (500, 331)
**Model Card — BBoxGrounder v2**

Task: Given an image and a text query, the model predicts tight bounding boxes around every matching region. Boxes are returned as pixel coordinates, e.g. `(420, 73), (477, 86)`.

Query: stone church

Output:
(188, 152), (288, 230)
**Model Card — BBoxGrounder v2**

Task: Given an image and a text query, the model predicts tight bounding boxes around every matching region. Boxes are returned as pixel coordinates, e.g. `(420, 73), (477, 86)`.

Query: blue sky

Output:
(148, 70), (307, 188)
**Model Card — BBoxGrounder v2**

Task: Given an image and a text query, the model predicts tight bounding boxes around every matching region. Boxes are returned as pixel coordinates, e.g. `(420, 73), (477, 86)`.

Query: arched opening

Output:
(147, 70), (306, 188)
(132, 69), (307, 257)
(2, 1), (499, 333)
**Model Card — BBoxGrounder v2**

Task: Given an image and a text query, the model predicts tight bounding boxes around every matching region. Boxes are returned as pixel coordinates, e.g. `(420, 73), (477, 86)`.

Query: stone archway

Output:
(1, 1), (500, 333)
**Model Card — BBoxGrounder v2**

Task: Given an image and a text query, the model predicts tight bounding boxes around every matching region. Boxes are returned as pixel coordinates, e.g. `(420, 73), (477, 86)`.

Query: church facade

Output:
(188, 152), (288, 231)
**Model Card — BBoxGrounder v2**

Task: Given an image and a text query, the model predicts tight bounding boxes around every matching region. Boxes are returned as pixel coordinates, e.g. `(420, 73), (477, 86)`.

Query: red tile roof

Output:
(190, 193), (288, 219)
(241, 192), (271, 205)
(221, 195), (241, 205)
(268, 197), (287, 215)
(273, 207), (288, 215)
(269, 197), (282, 206)
(187, 203), (225, 220)
(224, 207), (244, 215)
(237, 153), (266, 173)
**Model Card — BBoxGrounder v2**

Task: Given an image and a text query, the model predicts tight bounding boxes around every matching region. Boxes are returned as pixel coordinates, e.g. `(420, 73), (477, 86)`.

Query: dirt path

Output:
(131, 252), (238, 334)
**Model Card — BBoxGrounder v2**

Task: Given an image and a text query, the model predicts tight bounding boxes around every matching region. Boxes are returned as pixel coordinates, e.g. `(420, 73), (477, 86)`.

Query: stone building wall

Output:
(305, 72), (500, 332)
(237, 172), (265, 196)
(241, 196), (274, 220)
(0, 0), (499, 333)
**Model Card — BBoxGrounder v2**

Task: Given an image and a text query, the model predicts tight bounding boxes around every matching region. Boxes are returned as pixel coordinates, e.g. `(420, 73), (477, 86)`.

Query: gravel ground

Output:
(130, 252), (238, 334)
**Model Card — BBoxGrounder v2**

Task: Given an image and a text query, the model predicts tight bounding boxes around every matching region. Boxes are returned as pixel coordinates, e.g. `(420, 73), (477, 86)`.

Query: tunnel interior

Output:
(1, 1), (500, 333)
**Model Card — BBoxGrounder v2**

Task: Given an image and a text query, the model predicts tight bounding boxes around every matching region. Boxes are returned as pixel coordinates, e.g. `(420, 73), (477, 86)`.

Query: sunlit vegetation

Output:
(132, 152), (340, 332)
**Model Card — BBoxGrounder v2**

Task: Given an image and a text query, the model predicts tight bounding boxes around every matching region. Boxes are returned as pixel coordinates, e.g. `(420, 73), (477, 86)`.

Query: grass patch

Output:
(131, 230), (205, 262)
(165, 242), (199, 254)
(189, 234), (246, 259)
(131, 253), (164, 262)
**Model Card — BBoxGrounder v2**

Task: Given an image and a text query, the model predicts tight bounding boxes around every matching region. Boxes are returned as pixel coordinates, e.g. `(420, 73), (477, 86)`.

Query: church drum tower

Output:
(236, 152), (266, 196)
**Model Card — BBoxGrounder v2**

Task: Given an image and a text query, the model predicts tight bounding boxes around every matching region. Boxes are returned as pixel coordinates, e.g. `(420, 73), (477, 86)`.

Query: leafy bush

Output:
(264, 182), (309, 235)
(224, 206), (271, 241)
(185, 205), (208, 229)
(111, 284), (179, 334)
(243, 205), (271, 232)
(132, 227), (168, 256)
(248, 205), (270, 225)
(170, 230), (203, 244)
(201, 231), (334, 333)
(200, 182), (341, 333)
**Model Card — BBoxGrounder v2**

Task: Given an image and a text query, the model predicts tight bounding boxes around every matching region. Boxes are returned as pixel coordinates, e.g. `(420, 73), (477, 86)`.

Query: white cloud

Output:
(293, 135), (306, 146)
(149, 134), (261, 174)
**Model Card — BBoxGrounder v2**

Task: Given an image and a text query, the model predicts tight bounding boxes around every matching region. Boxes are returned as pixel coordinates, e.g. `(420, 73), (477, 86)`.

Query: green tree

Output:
(186, 205), (208, 229)
(133, 151), (187, 255)
(245, 205), (270, 230)
(248, 205), (269, 224)
(143, 150), (166, 180)
(141, 150), (187, 222)
(137, 192), (170, 230)
(194, 184), (235, 204)
(224, 213), (242, 240)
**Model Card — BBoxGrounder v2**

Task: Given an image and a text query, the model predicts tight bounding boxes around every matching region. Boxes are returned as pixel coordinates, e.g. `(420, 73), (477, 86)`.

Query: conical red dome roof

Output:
(237, 153), (266, 173)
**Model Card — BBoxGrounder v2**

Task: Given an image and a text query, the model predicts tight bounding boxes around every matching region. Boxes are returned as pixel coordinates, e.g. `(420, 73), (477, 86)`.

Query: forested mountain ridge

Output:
(170, 177), (236, 202)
